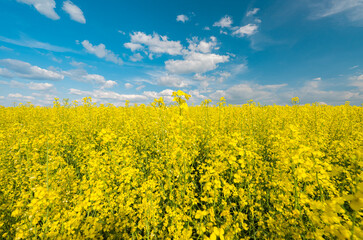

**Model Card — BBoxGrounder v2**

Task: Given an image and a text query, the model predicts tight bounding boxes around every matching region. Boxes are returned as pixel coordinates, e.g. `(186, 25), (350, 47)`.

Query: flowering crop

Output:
(0, 93), (362, 239)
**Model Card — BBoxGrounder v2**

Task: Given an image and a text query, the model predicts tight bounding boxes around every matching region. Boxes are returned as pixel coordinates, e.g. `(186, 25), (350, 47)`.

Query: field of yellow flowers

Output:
(0, 91), (362, 239)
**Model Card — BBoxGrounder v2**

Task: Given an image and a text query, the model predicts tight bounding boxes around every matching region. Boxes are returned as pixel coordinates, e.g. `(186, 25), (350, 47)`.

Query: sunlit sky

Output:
(0, 0), (362, 106)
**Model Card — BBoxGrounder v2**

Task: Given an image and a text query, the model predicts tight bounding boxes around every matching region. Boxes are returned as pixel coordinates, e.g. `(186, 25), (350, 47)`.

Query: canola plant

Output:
(0, 91), (362, 239)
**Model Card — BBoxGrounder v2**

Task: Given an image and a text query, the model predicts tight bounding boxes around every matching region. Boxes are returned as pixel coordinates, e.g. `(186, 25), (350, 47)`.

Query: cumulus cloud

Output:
(31, 92), (57, 105)
(209, 77), (362, 105)
(176, 14), (189, 23)
(125, 32), (183, 55)
(62, 69), (117, 89)
(290, 77), (362, 105)
(210, 82), (288, 104)
(165, 52), (229, 74)
(0, 68), (13, 78)
(124, 42), (144, 51)
(8, 93), (35, 101)
(187, 36), (218, 53)
(157, 74), (189, 88)
(213, 15), (260, 38)
(27, 82), (53, 90)
(62, 0), (86, 23)
(17, 0), (59, 20)
(0, 59), (64, 80)
(0, 79), (54, 91)
(69, 88), (148, 102)
(246, 8), (260, 17)
(213, 15), (233, 28)
(129, 53), (143, 62)
(81, 40), (123, 65)
(232, 24), (259, 37)
(349, 74), (363, 90)
(143, 89), (174, 103)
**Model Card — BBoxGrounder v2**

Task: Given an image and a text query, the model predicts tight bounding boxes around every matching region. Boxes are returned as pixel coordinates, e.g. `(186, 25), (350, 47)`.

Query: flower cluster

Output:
(0, 94), (362, 239)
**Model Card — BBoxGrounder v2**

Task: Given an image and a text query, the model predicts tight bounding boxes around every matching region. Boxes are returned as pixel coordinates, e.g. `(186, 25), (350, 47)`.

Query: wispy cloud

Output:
(0, 46), (13, 51)
(310, 0), (363, 22)
(246, 8), (260, 17)
(0, 35), (75, 52)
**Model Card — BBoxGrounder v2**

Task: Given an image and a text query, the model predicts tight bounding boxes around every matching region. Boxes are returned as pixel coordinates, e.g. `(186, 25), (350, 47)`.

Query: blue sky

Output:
(0, 0), (362, 106)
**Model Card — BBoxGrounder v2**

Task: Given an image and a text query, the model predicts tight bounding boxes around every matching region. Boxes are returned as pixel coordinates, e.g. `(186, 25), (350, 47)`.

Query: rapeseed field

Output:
(0, 91), (362, 239)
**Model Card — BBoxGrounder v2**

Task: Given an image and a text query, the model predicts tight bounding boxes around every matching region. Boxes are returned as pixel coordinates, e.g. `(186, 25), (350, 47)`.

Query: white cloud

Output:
(143, 89), (174, 103)
(0, 80), (24, 88)
(8, 93), (35, 101)
(0, 80), (54, 91)
(246, 8), (260, 17)
(129, 53), (143, 62)
(124, 83), (133, 89)
(0, 36), (74, 52)
(176, 14), (189, 23)
(311, 0), (363, 20)
(165, 52), (229, 74)
(232, 24), (259, 37)
(187, 36), (218, 53)
(118, 30), (126, 35)
(126, 32), (183, 55)
(69, 88), (148, 102)
(0, 59), (64, 80)
(27, 82), (53, 90)
(213, 15), (233, 28)
(124, 42), (144, 51)
(31, 92), (57, 105)
(194, 73), (209, 81)
(231, 63), (248, 75)
(0, 46), (13, 51)
(0, 68), (13, 78)
(157, 74), (189, 88)
(349, 74), (363, 90)
(81, 40), (123, 65)
(62, 69), (117, 89)
(210, 82), (288, 104)
(292, 78), (362, 104)
(17, 0), (59, 20)
(62, 0), (86, 24)
(220, 30), (228, 35)
(204, 26), (210, 30)
(216, 71), (231, 82)
(136, 85), (145, 91)
(69, 60), (87, 67)
(0, 96), (4, 99)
